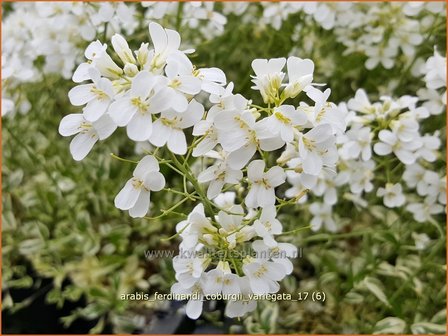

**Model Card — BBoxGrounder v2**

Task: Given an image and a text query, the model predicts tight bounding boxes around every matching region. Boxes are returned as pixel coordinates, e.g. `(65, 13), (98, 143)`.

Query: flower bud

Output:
(124, 63), (138, 77)
(111, 33), (136, 64)
(136, 43), (149, 67)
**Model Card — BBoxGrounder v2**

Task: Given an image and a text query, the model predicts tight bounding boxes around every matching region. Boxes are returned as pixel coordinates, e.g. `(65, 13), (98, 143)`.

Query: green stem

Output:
(102, 22), (108, 41)
(110, 153), (138, 164)
(161, 221), (191, 241)
(168, 152), (215, 217)
(175, 2), (184, 31)
(162, 188), (198, 201)
(279, 225), (312, 236)
(144, 196), (190, 220)
(230, 257), (241, 276)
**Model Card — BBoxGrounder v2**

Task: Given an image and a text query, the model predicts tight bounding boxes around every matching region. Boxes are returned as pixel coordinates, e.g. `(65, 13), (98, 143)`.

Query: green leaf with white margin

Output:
(260, 302), (279, 333)
(410, 322), (446, 334)
(373, 317), (406, 334)
(431, 309), (446, 324)
(361, 276), (391, 307)
(90, 317), (105, 334)
(344, 291), (364, 304)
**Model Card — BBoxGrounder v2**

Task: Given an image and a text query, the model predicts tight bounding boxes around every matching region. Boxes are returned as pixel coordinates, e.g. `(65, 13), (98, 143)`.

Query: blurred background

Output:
(2, 2), (447, 334)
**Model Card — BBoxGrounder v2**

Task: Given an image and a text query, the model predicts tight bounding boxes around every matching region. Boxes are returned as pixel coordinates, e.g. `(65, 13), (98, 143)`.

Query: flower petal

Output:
(59, 114), (84, 136)
(114, 179), (140, 210)
(126, 112), (153, 141)
(108, 98), (137, 127)
(68, 84), (94, 106)
(247, 160), (265, 182)
(167, 130), (187, 154)
(144, 171), (166, 192)
(129, 190), (151, 218)
(134, 155), (159, 178)
(69, 131), (98, 161)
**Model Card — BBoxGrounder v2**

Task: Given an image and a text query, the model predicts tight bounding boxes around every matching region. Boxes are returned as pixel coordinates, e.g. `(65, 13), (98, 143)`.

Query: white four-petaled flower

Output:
(245, 160), (285, 208)
(58, 113), (116, 161)
(114, 155), (166, 218)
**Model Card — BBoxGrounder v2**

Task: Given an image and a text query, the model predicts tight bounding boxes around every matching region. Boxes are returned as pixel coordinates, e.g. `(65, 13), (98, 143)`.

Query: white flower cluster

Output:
(58, 22), (342, 319)
(256, 2), (445, 70)
(333, 2), (445, 70)
(59, 21), (226, 162)
(260, 2), (351, 31)
(143, 2), (227, 42)
(168, 55), (343, 318)
(2, 2), (137, 116)
(418, 49), (447, 116)
(2, 2), (233, 118)
(285, 66), (446, 230)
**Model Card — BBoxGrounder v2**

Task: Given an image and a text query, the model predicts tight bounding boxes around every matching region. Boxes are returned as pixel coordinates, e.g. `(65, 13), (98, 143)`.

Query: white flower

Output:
(198, 155), (243, 199)
(245, 160), (285, 208)
(213, 192), (236, 210)
(412, 232), (431, 250)
(202, 261), (240, 295)
(192, 90), (247, 157)
(195, 66), (227, 95)
(434, 176), (446, 205)
(416, 133), (440, 162)
(373, 129), (420, 165)
(422, 49), (446, 90)
(176, 204), (217, 250)
(253, 206), (282, 247)
(283, 56), (314, 99)
(403, 163), (440, 196)
(365, 43), (398, 69)
(339, 125), (372, 161)
(186, 3), (227, 33)
(347, 160), (375, 194)
(164, 53), (202, 112)
(311, 172), (344, 205)
(114, 155), (165, 218)
(84, 40), (108, 60)
(406, 197), (444, 223)
(96, 2), (135, 25)
(68, 69), (114, 122)
(72, 41), (108, 82)
(251, 58), (286, 104)
(215, 110), (283, 169)
(297, 124), (337, 175)
(2, 98), (14, 117)
(224, 276), (257, 318)
(108, 71), (171, 141)
(376, 183), (405, 208)
(304, 87), (347, 134)
(252, 240), (297, 274)
(58, 113), (116, 161)
(390, 117), (419, 142)
(209, 83), (247, 113)
(312, 3), (351, 30)
(171, 281), (204, 320)
(417, 87), (445, 116)
(146, 22), (183, 73)
(173, 253), (210, 288)
(87, 43), (123, 79)
(347, 89), (374, 114)
(191, 108), (221, 157)
(242, 258), (287, 295)
(216, 206), (255, 248)
(258, 105), (307, 143)
(309, 202), (337, 232)
(149, 99), (204, 154)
